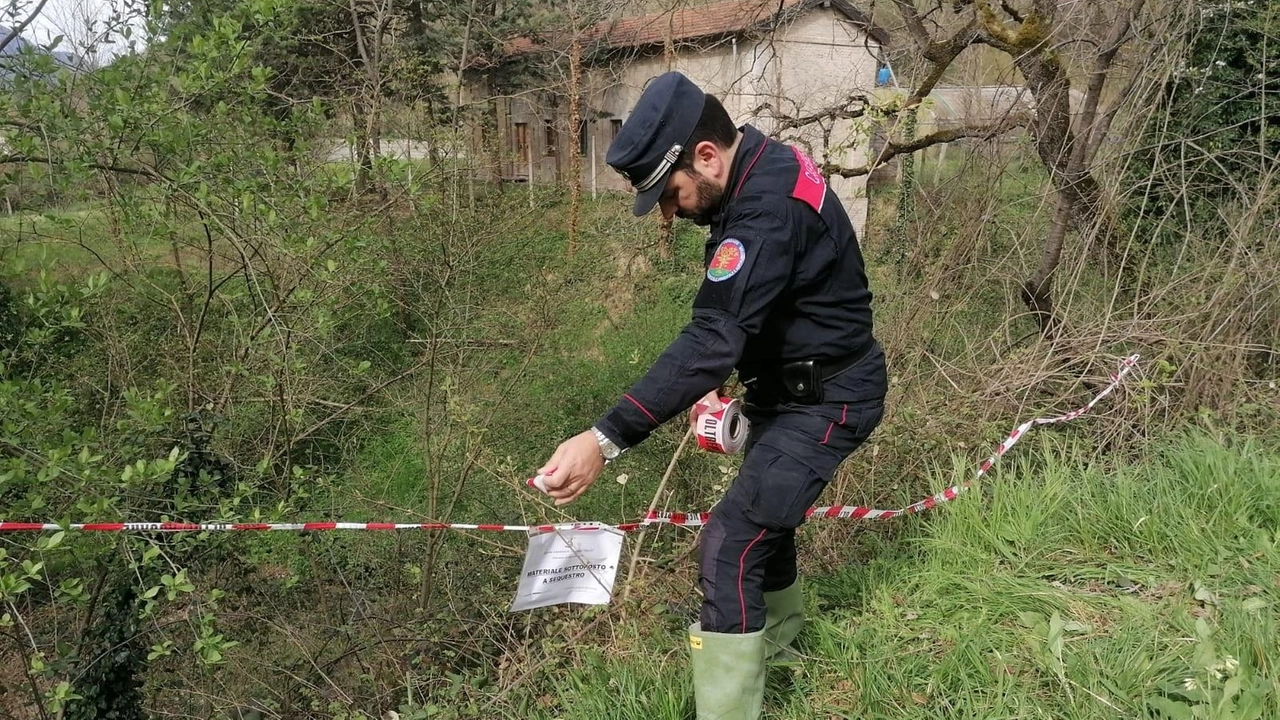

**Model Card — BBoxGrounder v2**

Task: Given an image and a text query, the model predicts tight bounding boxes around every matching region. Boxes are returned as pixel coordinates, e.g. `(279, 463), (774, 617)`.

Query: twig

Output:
(5, 604), (52, 720)
(0, 0), (57, 55)
(291, 354), (433, 443)
(826, 114), (1033, 178)
(620, 427), (694, 602)
(492, 610), (610, 704)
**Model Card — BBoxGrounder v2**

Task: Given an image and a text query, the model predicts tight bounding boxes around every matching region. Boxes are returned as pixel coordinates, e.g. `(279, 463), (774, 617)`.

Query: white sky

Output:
(9, 0), (143, 62)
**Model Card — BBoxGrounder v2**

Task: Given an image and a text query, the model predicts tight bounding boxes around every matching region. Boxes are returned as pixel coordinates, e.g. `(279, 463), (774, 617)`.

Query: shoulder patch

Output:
(706, 239), (746, 282)
(790, 145), (827, 213)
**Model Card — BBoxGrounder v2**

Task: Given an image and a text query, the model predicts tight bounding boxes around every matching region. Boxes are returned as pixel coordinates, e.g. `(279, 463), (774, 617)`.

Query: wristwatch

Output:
(591, 426), (623, 460)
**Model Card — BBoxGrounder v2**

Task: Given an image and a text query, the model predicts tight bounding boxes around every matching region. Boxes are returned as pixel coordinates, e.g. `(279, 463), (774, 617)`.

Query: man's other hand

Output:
(689, 390), (724, 430)
(536, 431), (606, 506)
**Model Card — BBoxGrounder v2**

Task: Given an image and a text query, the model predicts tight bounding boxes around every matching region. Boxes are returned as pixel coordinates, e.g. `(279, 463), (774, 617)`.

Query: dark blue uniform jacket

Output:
(595, 125), (879, 449)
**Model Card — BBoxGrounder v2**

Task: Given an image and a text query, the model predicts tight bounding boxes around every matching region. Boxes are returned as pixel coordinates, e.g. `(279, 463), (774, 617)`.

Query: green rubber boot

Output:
(688, 623), (766, 720)
(763, 579), (804, 661)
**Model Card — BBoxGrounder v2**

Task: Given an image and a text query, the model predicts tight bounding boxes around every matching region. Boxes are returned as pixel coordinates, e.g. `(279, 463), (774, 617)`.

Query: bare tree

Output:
(347, 0), (394, 196)
(31, 0), (128, 70)
(762, 0), (1168, 338)
(517, 0), (631, 253)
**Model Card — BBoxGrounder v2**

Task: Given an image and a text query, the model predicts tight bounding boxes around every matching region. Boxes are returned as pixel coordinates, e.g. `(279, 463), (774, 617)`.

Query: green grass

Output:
(539, 431), (1280, 720)
(0, 205), (116, 272)
(344, 200), (730, 530)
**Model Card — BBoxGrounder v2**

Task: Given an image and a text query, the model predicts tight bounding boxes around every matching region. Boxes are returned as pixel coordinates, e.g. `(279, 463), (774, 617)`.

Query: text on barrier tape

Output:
(694, 397), (750, 454)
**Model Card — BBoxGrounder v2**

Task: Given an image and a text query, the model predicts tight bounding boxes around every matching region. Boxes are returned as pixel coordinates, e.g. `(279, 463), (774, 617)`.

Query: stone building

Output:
(493, 0), (889, 236)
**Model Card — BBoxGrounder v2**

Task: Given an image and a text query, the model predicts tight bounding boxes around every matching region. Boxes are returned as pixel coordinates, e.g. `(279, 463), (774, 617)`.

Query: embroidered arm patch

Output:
(707, 239), (746, 282)
(693, 207), (794, 335)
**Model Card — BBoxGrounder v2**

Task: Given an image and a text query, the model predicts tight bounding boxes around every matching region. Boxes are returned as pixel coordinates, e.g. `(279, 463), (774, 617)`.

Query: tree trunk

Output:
(567, 32), (583, 256)
(353, 97), (373, 197)
(891, 106), (918, 270)
(1021, 189), (1073, 338)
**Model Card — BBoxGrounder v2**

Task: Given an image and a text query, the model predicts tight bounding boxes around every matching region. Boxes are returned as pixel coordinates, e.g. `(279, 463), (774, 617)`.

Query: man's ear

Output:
(693, 140), (723, 176)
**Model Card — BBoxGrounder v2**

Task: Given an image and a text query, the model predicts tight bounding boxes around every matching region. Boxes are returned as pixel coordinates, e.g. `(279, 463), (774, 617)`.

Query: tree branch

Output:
(892, 0), (932, 51)
(291, 352), (435, 444)
(0, 0), (55, 56)
(0, 154), (163, 178)
(1086, 67), (1143, 162)
(752, 92), (868, 132)
(824, 113), (1032, 178)
(1073, 0), (1145, 170)
(1000, 0), (1025, 23)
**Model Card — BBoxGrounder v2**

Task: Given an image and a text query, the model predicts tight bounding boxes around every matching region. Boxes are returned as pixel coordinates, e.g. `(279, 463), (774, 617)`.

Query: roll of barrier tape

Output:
(694, 397), (750, 454)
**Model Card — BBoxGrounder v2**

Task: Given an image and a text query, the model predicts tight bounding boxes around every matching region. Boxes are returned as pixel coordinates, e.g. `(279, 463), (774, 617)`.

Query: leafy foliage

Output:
(1126, 1), (1279, 240)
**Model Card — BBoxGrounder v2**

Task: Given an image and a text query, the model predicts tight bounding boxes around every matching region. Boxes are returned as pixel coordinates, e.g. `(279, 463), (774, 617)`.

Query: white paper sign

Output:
(510, 526), (624, 611)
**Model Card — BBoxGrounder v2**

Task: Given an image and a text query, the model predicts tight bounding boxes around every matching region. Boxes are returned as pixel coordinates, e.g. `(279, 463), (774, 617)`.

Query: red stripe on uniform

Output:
(622, 394), (659, 425)
(789, 146), (827, 212)
(738, 528), (768, 633)
(820, 404), (849, 446)
(734, 142), (768, 198)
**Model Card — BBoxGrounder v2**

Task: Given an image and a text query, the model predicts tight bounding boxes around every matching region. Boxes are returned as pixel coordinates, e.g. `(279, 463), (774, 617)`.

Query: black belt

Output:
(749, 337), (877, 405)
(812, 338), (877, 381)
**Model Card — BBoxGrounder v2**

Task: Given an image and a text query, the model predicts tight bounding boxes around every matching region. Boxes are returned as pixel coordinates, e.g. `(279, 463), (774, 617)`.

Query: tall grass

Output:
(540, 431), (1280, 720)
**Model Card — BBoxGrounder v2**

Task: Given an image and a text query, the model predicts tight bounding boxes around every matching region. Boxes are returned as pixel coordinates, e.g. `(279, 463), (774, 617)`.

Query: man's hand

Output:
(689, 389), (724, 430)
(536, 430), (606, 506)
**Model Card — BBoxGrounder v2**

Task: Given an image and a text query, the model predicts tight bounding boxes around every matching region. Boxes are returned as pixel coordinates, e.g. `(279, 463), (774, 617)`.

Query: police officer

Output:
(536, 72), (887, 720)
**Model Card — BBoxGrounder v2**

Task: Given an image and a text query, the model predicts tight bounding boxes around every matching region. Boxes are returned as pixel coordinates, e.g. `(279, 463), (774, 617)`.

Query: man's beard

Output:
(676, 171), (723, 226)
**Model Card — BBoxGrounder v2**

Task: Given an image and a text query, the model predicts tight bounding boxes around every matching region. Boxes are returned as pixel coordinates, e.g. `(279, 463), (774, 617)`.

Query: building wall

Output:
(497, 6), (880, 237)
(752, 9), (879, 237)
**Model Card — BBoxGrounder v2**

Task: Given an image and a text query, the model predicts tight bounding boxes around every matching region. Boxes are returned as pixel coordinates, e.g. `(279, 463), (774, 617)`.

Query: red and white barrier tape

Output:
(0, 520), (646, 534)
(644, 353), (1140, 526)
(0, 355), (1138, 535)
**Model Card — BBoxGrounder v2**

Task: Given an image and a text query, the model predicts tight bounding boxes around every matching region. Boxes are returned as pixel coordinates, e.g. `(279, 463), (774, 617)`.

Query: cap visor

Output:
(631, 179), (666, 217)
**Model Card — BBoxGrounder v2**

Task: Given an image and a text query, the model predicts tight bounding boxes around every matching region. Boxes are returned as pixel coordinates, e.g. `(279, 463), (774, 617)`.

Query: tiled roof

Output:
(599, 0), (805, 48)
(506, 0), (888, 56)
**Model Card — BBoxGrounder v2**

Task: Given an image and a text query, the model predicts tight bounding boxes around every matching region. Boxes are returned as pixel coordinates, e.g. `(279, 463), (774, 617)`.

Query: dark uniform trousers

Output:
(697, 347), (887, 634)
